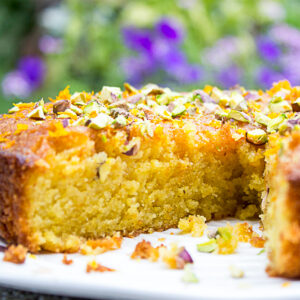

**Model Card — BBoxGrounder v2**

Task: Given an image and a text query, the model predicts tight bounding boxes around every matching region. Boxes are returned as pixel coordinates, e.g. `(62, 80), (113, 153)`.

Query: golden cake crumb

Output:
(3, 245), (28, 264)
(216, 224), (238, 255)
(178, 215), (207, 237)
(62, 254), (73, 265)
(80, 236), (122, 255)
(86, 260), (115, 273)
(234, 222), (254, 242)
(131, 240), (162, 262)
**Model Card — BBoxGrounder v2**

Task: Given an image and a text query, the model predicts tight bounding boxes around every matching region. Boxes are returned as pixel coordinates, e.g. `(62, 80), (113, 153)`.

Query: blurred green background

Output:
(1, 0), (300, 112)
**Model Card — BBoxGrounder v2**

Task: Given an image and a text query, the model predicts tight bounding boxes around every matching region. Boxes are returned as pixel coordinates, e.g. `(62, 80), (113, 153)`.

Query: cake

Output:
(0, 80), (299, 277)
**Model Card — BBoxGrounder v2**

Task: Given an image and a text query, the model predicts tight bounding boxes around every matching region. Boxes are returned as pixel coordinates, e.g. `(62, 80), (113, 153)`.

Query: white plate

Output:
(0, 219), (299, 300)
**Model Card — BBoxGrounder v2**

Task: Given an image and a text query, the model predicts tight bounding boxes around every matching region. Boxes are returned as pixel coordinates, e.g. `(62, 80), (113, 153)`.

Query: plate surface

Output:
(0, 219), (299, 300)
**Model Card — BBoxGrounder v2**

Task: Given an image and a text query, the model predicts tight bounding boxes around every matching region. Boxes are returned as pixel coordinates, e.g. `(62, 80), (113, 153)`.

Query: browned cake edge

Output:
(0, 151), (33, 250)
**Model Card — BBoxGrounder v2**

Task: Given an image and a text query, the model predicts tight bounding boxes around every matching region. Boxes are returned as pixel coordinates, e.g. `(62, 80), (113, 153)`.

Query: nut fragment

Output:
(53, 99), (71, 114)
(3, 245), (27, 264)
(246, 129), (268, 145)
(197, 239), (217, 253)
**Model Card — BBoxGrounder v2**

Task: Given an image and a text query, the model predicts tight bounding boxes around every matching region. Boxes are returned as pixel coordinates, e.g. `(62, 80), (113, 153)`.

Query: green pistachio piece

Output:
(27, 106), (46, 120)
(70, 117), (85, 126)
(197, 239), (217, 253)
(153, 105), (172, 120)
(269, 100), (292, 113)
(87, 113), (113, 130)
(267, 114), (287, 133)
(144, 119), (154, 137)
(215, 109), (228, 119)
(182, 264), (199, 283)
(8, 106), (19, 114)
(70, 104), (83, 115)
(269, 96), (284, 104)
(57, 109), (77, 119)
(257, 249), (265, 255)
(254, 112), (270, 126)
(124, 82), (138, 94)
(70, 92), (87, 106)
(229, 91), (247, 111)
(246, 129), (268, 145)
(211, 87), (229, 105)
(217, 227), (232, 241)
(171, 104), (186, 117)
(292, 98), (300, 112)
(113, 115), (127, 127)
(83, 101), (100, 115)
(227, 110), (251, 123)
(99, 86), (122, 103)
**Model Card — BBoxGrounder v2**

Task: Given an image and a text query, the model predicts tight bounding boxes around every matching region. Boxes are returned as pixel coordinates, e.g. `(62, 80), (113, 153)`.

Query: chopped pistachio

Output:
(123, 137), (141, 156)
(182, 264), (199, 283)
(197, 239), (217, 253)
(215, 109), (228, 119)
(144, 119), (154, 137)
(269, 100), (292, 113)
(113, 115), (127, 127)
(8, 106), (19, 114)
(70, 92), (87, 105)
(211, 87), (229, 105)
(217, 227), (232, 241)
(229, 91), (247, 111)
(87, 113), (113, 130)
(27, 106), (46, 120)
(229, 265), (244, 279)
(267, 114), (287, 133)
(153, 105), (172, 120)
(292, 98), (300, 112)
(83, 101), (100, 115)
(124, 82), (138, 94)
(156, 93), (173, 105)
(141, 83), (165, 96)
(53, 99), (71, 114)
(57, 109), (77, 119)
(254, 112), (270, 126)
(257, 249), (265, 255)
(70, 104), (83, 115)
(227, 110), (251, 123)
(246, 129), (268, 145)
(99, 86), (122, 103)
(70, 117), (85, 126)
(171, 104), (186, 117)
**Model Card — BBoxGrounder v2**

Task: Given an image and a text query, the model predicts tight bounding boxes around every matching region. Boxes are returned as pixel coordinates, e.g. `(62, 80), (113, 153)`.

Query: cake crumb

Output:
(3, 245), (28, 264)
(178, 215), (207, 237)
(234, 222), (253, 242)
(62, 254), (73, 265)
(216, 224), (238, 254)
(229, 265), (245, 278)
(281, 281), (291, 288)
(250, 234), (265, 248)
(131, 240), (162, 262)
(86, 260), (115, 273)
(81, 236), (122, 255)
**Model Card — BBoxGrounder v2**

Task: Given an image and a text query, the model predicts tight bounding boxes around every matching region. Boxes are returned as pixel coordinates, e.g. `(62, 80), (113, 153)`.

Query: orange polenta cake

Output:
(0, 80), (300, 277)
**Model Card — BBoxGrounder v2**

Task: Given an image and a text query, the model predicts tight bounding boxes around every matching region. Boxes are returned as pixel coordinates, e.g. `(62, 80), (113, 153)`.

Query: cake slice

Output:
(0, 81), (300, 278)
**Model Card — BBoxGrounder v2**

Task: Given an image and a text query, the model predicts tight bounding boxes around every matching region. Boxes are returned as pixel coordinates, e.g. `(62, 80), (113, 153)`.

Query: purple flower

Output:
(39, 35), (63, 54)
(120, 55), (155, 85)
(257, 36), (281, 62)
(217, 65), (242, 88)
(122, 27), (153, 54)
(18, 56), (46, 88)
(2, 71), (32, 98)
(256, 67), (285, 88)
(203, 36), (239, 68)
(270, 24), (300, 50)
(155, 18), (184, 43)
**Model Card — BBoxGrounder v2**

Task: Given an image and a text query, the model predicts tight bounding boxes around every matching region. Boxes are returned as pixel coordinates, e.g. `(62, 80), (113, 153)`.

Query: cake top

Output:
(1, 80), (300, 151)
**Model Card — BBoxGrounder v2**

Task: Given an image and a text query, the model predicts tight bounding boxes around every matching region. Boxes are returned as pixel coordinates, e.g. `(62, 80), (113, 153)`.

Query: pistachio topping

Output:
(246, 129), (268, 145)
(254, 112), (270, 126)
(171, 103), (186, 117)
(227, 110), (251, 123)
(53, 99), (71, 114)
(87, 113), (113, 130)
(182, 264), (199, 283)
(197, 239), (217, 253)
(269, 99), (292, 113)
(8, 106), (19, 114)
(267, 114), (287, 133)
(27, 106), (46, 120)
(99, 86), (122, 103)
